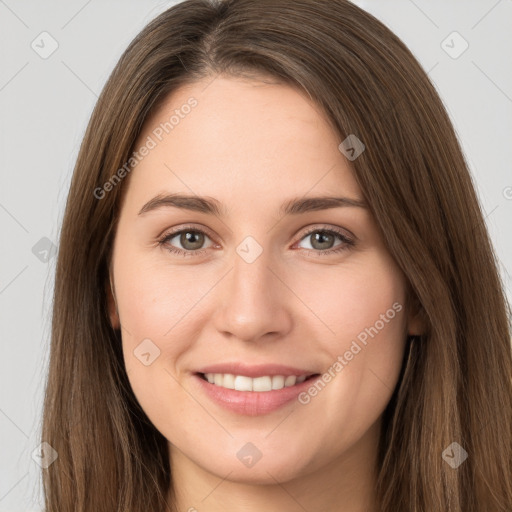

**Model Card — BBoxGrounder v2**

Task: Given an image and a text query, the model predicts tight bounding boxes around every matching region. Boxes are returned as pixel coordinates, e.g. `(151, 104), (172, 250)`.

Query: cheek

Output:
(290, 251), (407, 351)
(113, 247), (220, 419)
(114, 246), (208, 344)
(293, 252), (408, 420)
(114, 255), (199, 431)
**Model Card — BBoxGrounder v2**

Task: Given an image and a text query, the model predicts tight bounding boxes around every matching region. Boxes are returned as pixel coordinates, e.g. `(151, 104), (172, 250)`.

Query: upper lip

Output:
(195, 362), (319, 378)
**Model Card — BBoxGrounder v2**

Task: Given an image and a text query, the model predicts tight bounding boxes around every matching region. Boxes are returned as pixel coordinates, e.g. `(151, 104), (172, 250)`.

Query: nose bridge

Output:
(230, 239), (279, 315)
(233, 245), (272, 302)
(212, 235), (292, 342)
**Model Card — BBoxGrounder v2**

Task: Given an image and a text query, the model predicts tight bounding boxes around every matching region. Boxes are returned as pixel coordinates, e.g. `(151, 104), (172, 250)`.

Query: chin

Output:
(195, 447), (313, 484)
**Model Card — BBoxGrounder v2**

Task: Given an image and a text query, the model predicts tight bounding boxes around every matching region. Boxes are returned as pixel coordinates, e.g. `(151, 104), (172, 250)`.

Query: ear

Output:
(406, 292), (426, 337)
(407, 311), (424, 337)
(106, 274), (120, 330)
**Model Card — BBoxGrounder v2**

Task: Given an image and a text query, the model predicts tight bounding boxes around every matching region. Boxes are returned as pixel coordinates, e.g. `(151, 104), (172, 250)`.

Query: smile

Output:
(199, 372), (316, 391)
(193, 369), (322, 416)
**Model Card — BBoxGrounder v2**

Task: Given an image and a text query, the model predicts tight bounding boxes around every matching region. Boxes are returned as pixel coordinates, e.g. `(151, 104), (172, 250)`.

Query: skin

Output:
(107, 74), (423, 512)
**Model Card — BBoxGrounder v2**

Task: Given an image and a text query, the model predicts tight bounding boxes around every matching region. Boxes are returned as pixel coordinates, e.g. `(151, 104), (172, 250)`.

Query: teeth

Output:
(223, 373), (235, 389)
(203, 373), (309, 391)
(234, 375), (252, 391)
(271, 375), (284, 390)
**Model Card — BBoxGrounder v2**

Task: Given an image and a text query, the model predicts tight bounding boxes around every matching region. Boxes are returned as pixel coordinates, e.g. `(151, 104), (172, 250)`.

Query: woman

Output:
(41, 0), (512, 510)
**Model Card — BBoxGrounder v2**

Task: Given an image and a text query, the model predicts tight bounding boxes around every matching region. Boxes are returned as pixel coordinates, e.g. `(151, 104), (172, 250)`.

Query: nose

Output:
(212, 246), (293, 343)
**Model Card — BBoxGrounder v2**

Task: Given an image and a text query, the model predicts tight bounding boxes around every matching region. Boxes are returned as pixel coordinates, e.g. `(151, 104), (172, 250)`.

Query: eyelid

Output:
(297, 223), (355, 243)
(159, 223), (219, 243)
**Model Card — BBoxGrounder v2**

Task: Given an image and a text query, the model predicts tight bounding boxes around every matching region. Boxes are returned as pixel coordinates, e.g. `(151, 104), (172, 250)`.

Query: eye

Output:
(158, 225), (216, 257)
(294, 226), (355, 256)
(158, 224), (355, 257)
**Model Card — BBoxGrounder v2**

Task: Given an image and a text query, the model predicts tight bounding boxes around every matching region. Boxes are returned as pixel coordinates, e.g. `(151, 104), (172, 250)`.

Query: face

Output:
(108, 75), (418, 485)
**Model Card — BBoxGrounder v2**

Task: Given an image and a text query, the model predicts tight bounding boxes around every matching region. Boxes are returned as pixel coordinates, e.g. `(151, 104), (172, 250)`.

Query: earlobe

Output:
(106, 274), (120, 330)
(407, 318), (423, 337)
(406, 293), (426, 337)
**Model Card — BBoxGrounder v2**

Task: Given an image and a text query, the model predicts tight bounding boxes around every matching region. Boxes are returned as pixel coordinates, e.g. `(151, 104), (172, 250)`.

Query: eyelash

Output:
(158, 224), (355, 258)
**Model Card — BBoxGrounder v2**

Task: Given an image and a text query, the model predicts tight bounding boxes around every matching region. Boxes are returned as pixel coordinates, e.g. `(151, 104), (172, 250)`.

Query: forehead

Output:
(125, 75), (362, 211)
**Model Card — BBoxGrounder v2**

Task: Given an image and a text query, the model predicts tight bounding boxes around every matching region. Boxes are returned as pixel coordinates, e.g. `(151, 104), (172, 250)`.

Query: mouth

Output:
(196, 372), (320, 392)
(191, 362), (322, 415)
(192, 370), (322, 416)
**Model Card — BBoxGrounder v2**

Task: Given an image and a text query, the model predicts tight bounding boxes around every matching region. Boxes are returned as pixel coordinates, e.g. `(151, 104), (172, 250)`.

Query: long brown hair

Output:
(41, 0), (512, 510)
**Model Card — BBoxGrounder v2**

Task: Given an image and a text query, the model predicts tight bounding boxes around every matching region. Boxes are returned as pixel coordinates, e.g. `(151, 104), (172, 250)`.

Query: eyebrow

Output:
(138, 193), (367, 217)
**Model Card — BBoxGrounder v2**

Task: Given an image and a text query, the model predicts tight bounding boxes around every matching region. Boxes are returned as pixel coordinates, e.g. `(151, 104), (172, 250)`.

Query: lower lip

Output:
(192, 373), (320, 416)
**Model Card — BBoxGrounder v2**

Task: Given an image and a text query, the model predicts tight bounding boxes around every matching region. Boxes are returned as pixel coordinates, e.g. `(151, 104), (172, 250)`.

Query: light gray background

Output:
(0, 1), (511, 510)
